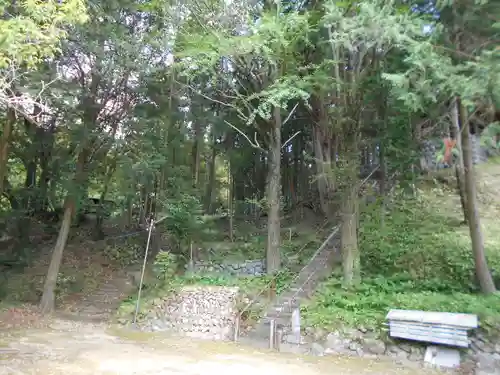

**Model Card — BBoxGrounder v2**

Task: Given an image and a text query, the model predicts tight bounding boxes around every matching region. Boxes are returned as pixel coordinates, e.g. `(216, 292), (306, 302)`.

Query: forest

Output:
(0, 0), (499, 336)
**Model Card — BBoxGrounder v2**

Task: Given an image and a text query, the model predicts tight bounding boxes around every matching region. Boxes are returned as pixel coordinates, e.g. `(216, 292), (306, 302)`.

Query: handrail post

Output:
(269, 319), (276, 349)
(233, 313), (240, 342)
(291, 303), (301, 345)
(275, 324), (283, 351)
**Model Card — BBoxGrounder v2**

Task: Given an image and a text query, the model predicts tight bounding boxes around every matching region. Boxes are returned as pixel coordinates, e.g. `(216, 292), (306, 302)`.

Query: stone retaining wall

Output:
(141, 286), (239, 340)
(193, 259), (265, 276)
(282, 327), (500, 374)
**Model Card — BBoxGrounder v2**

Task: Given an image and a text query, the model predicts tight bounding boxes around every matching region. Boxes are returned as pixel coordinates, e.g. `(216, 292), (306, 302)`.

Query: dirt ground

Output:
(0, 318), (447, 375)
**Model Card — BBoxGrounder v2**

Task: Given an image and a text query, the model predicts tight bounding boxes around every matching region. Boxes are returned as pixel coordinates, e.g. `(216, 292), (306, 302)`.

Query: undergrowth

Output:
(302, 187), (500, 336)
(201, 229), (320, 267)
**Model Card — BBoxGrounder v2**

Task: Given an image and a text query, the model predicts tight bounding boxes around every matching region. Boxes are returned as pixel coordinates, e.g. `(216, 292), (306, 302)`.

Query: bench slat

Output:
(386, 309), (478, 329)
(387, 320), (473, 331)
(390, 327), (469, 348)
(389, 321), (470, 335)
(388, 321), (470, 347)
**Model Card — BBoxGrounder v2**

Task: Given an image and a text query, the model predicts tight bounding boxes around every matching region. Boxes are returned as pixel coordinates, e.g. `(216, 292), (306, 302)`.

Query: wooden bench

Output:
(386, 309), (478, 348)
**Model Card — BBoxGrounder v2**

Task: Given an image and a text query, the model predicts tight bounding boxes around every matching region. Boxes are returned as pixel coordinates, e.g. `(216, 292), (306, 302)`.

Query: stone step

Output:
(262, 319), (291, 328)
(92, 290), (122, 297)
(245, 243), (339, 339)
(243, 325), (270, 340)
(269, 308), (294, 318)
(270, 303), (294, 312)
(61, 275), (133, 322)
(237, 335), (270, 349)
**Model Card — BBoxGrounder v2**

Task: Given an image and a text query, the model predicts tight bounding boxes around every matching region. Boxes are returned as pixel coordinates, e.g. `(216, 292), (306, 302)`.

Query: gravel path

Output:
(0, 319), (445, 375)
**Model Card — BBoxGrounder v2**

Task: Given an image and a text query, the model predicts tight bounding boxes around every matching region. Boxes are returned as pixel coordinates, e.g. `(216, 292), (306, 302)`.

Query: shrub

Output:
(302, 276), (500, 334)
(103, 238), (144, 267)
(302, 191), (500, 335)
(359, 195), (500, 292)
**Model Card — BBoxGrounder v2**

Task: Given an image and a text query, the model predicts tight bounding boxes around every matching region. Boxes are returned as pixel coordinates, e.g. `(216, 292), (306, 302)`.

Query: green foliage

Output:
(360, 194), (500, 291)
(0, 0), (87, 68)
(0, 0), (498, 319)
(481, 122), (500, 153)
(302, 276), (500, 334)
(116, 251), (182, 322)
(179, 269), (294, 297)
(153, 251), (178, 282)
(162, 194), (205, 243)
(103, 239), (144, 267)
(302, 190), (500, 335)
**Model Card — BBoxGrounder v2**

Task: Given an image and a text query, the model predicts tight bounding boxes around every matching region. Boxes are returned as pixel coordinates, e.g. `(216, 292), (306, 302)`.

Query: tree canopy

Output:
(0, 0), (499, 313)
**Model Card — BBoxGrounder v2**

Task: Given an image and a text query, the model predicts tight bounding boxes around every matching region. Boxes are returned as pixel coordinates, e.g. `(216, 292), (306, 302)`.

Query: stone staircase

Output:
(58, 274), (133, 323)
(239, 229), (340, 348)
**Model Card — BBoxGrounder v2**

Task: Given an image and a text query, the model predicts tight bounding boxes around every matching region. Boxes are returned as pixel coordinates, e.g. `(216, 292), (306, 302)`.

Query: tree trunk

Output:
(192, 122), (202, 187)
(313, 125), (330, 215)
(139, 186), (148, 225)
(125, 195), (133, 228)
(341, 173), (360, 286)
(459, 100), (496, 294)
(311, 94), (335, 216)
(39, 149), (88, 314)
(266, 106), (282, 274)
(282, 146), (289, 209)
(0, 107), (16, 195)
(3, 178), (20, 210)
(204, 139), (217, 214)
(255, 152), (266, 223)
(94, 159), (116, 240)
(292, 135), (300, 206)
(451, 97), (468, 224)
(39, 197), (74, 314)
(378, 137), (388, 227)
(23, 150), (38, 212)
(228, 159), (234, 242)
(37, 123), (56, 212)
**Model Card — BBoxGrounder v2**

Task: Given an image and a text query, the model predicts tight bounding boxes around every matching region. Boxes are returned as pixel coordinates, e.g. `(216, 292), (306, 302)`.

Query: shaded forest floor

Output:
(0, 206), (326, 329)
(0, 319), (444, 375)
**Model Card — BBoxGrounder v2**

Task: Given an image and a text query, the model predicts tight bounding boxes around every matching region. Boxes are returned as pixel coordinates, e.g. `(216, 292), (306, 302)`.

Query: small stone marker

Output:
(290, 306), (302, 344)
(424, 345), (461, 368)
(269, 319), (276, 349)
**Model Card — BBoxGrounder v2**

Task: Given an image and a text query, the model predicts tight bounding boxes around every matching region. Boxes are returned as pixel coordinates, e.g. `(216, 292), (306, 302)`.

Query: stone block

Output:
(424, 345), (461, 369)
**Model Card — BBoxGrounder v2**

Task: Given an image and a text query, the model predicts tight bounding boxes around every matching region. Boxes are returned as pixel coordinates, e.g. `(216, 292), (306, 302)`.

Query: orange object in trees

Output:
(443, 138), (456, 164)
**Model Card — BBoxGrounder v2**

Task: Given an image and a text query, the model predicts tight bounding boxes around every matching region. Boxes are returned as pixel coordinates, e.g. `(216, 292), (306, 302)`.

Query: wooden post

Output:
(268, 279), (276, 300)
(233, 314), (240, 342)
(275, 325), (283, 351)
(187, 241), (194, 273)
(269, 319), (276, 349)
(291, 304), (301, 345)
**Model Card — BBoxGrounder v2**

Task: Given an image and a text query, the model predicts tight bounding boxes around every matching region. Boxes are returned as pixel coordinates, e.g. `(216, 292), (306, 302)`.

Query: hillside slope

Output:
(302, 161), (500, 333)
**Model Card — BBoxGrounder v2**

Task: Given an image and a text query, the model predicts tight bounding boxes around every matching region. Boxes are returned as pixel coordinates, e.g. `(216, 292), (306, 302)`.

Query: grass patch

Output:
(302, 185), (500, 336)
(302, 276), (500, 334)
(177, 270), (294, 296)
